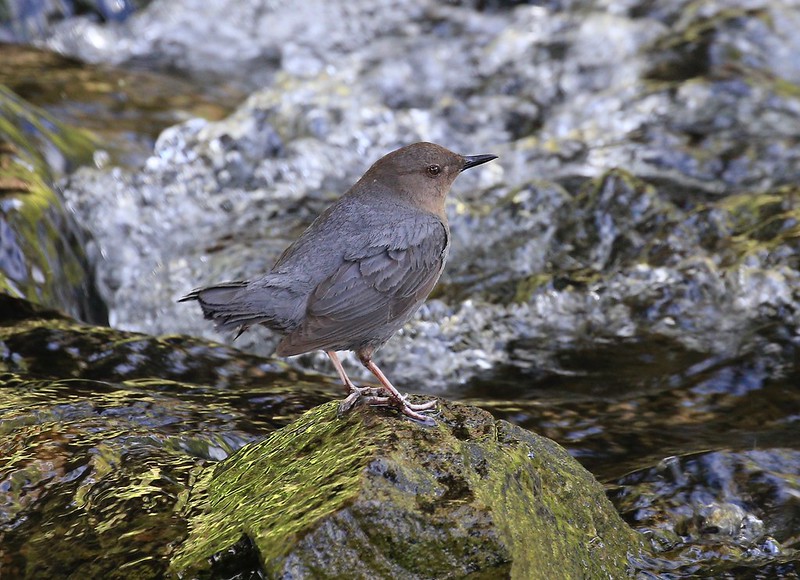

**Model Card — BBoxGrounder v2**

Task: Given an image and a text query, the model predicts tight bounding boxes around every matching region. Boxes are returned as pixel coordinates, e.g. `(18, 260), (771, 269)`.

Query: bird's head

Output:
(363, 142), (497, 216)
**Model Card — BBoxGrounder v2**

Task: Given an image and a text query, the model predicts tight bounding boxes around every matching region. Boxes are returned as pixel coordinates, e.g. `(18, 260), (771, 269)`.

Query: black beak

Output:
(461, 154), (498, 171)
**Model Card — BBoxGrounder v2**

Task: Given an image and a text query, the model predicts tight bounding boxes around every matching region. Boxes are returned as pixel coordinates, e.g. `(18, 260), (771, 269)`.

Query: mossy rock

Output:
(0, 85), (104, 323)
(173, 400), (644, 578)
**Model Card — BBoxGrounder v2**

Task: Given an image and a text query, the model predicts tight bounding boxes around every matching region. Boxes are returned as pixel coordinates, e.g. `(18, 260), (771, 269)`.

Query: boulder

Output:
(173, 400), (643, 579)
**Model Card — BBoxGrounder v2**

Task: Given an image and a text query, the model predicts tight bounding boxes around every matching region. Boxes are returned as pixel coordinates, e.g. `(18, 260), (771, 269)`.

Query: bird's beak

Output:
(461, 154), (498, 171)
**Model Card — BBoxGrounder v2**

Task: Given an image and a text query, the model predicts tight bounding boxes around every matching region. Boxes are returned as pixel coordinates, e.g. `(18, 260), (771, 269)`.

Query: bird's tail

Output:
(179, 281), (262, 339)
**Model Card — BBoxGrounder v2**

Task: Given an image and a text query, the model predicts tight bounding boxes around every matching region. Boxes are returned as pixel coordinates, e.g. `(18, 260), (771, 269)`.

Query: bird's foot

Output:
(392, 397), (437, 425)
(337, 386), (386, 415)
(338, 385), (437, 424)
(380, 389), (438, 422)
(402, 397), (437, 412)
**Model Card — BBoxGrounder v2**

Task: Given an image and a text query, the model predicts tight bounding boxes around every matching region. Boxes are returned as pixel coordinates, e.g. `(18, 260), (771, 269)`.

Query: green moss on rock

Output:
(173, 402), (381, 574)
(173, 400), (644, 578)
(0, 85), (102, 322)
(0, 84), (95, 177)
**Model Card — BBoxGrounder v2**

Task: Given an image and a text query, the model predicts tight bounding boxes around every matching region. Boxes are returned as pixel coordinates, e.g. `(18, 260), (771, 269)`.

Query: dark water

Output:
(465, 333), (800, 480)
(467, 333), (800, 576)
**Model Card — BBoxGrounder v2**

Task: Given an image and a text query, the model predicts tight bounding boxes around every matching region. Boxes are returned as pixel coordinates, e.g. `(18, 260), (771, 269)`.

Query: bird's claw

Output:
(337, 385), (389, 415)
(339, 385), (437, 424)
(401, 395), (437, 412)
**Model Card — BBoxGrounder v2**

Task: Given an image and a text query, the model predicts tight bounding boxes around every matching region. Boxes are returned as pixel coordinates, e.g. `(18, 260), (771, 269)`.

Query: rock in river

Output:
(173, 400), (643, 579)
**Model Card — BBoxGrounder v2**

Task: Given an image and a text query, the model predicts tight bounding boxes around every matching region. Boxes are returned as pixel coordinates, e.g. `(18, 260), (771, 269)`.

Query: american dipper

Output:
(180, 142), (496, 422)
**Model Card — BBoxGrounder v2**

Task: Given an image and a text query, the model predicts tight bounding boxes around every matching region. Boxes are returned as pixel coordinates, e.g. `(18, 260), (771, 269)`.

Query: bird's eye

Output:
(427, 164), (441, 177)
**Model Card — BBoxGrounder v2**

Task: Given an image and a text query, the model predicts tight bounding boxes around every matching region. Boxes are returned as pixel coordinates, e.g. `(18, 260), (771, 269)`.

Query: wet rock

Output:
(0, 295), (643, 578)
(0, 295), (338, 578)
(0, 85), (105, 324)
(2, 295), (250, 390)
(173, 400), (644, 579)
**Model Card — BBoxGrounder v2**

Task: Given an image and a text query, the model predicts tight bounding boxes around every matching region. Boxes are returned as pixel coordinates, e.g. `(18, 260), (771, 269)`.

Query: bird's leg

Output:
(325, 350), (390, 413)
(357, 351), (437, 423)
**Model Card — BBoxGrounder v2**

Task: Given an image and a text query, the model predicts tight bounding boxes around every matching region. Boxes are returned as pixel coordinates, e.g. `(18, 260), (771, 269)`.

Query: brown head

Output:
(358, 142), (497, 216)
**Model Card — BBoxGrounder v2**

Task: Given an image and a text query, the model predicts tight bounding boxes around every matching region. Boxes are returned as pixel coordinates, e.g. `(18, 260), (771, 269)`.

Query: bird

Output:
(179, 142), (497, 422)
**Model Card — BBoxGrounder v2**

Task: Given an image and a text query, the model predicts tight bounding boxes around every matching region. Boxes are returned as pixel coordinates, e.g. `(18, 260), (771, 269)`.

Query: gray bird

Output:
(180, 142), (497, 421)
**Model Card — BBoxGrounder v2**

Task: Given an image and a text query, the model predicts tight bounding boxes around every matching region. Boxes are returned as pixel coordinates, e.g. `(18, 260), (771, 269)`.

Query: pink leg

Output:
(326, 350), (438, 423)
(358, 351), (437, 423)
(325, 350), (390, 412)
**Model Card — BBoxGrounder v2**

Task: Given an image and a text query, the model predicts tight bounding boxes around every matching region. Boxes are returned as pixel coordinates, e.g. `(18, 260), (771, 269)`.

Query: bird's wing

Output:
(276, 218), (448, 356)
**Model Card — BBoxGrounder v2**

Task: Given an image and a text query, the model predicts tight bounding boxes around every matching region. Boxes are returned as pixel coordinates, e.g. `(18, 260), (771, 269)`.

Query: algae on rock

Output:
(0, 85), (104, 323)
(173, 400), (643, 579)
